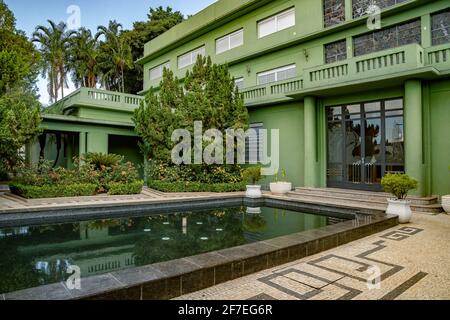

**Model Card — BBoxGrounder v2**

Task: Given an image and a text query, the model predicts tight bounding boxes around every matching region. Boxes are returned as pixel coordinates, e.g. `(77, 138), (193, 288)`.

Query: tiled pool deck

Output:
(176, 213), (450, 300)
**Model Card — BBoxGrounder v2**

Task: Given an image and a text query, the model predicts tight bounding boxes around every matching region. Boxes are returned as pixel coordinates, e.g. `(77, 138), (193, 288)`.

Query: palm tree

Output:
(95, 21), (134, 93)
(69, 28), (100, 88)
(32, 20), (76, 102)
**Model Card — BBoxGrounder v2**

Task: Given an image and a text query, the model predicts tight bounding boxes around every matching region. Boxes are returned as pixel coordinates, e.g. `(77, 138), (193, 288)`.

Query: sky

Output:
(5, 0), (217, 105)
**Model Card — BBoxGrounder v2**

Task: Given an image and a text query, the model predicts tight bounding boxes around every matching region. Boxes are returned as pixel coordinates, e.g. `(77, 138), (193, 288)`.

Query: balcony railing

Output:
(241, 43), (446, 105)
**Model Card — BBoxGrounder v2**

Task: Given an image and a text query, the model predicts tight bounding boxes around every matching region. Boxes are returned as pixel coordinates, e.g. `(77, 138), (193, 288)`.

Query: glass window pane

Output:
(345, 104), (361, 114)
(150, 66), (161, 80)
(385, 116), (404, 164)
(364, 102), (381, 112)
(216, 37), (229, 54)
(258, 17), (276, 38)
(277, 66), (296, 81)
(385, 99), (403, 110)
(178, 53), (191, 69)
(432, 9), (450, 45)
(323, 0), (345, 28)
(230, 30), (244, 48)
(277, 9), (295, 31)
(258, 72), (276, 85)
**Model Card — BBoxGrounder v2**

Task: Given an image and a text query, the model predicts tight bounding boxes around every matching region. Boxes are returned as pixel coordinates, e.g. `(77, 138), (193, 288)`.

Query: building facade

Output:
(35, 0), (450, 196)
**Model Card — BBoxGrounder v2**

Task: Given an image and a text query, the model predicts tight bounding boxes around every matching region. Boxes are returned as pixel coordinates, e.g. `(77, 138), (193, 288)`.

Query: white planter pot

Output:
(269, 182), (292, 195)
(246, 185), (262, 198)
(386, 199), (412, 224)
(442, 195), (450, 214)
(246, 207), (262, 214)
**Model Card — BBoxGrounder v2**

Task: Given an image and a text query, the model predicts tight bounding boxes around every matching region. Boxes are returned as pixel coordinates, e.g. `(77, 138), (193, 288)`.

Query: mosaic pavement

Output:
(176, 213), (450, 300)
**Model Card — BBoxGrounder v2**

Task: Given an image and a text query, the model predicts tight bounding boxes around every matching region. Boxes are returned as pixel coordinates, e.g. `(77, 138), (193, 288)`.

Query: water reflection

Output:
(0, 206), (344, 293)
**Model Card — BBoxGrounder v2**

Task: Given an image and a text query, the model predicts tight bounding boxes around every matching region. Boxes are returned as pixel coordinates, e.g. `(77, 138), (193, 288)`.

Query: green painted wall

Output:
(429, 79), (450, 196)
(108, 135), (143, 177)
(249, 102), (304, 187)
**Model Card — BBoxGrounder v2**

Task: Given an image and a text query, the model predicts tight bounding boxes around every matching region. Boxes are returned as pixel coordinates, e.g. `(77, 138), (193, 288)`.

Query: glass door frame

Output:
(326, 98), (404, 191)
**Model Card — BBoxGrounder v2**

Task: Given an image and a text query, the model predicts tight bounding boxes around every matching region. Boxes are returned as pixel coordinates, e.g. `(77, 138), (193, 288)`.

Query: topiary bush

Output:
(148, 180), (246, 193)
(108, 180), (144, 195)
(9, 183), (97, 199)
(242, 166), (262, 185)
(381, 174), (418, 200)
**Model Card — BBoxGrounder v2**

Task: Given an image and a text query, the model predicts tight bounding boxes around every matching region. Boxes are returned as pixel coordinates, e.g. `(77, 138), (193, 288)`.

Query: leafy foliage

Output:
(83, 152), (122, 170)
(108, 180), (144, 195)
(381, 174), (418, 200)
(243, 166), (262, 185)
(148, 180), (246, 193)
(0, 91), (42, 171)
(133, 57), (249, 186)
(9, 183), (97, 199)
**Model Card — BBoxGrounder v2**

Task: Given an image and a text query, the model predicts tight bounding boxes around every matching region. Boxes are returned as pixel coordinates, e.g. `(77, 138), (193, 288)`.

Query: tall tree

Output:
(122, 7), (184, 93)
(32, 20), (75, 103)
(69, 28), (99, 88)
(0, 1), (42, 172)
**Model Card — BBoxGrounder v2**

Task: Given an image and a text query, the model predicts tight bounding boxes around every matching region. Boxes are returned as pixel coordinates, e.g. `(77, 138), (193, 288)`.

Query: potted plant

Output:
(243, 166), (262, 198)
(381, 173), (418, 223)
(442, 165), (450, 214)
(270, 169), (292, 195)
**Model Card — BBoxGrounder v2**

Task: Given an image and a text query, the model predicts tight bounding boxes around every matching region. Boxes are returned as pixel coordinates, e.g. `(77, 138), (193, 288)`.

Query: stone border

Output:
(0, 195), (384, 228)
(2, 210), (398, 300)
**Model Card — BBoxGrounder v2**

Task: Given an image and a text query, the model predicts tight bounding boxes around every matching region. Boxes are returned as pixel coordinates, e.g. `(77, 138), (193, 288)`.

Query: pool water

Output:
(0, 206), (345, 293)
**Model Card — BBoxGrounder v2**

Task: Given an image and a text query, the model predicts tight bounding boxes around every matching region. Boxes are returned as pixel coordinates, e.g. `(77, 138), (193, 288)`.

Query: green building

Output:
(34, 0), (450, 196)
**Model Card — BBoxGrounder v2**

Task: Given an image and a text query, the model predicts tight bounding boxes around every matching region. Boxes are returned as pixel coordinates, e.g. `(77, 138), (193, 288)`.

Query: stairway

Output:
(287, 187), (443, 214)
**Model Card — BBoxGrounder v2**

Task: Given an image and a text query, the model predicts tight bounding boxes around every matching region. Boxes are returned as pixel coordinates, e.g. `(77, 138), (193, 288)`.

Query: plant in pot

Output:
(243, 166), (262, 198)
(442, 165), (450, 214)
(381, 173), (418, 223)
(270, 169), (292, 195)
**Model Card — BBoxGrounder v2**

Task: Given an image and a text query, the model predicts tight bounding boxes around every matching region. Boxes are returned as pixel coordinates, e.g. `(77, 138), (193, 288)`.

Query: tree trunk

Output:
(121, 66), (125, 93)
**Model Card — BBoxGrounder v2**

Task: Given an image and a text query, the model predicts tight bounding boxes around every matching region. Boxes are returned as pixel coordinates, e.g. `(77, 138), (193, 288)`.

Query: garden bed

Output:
(9, 183), (97, 199)
(148, 180), (246, 193)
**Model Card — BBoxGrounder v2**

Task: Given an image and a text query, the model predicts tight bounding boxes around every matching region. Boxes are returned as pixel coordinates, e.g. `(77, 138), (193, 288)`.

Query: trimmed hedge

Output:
(108, 180), (144, 195)
(9, 183), (97, 199)
(148, 180), (246, 193)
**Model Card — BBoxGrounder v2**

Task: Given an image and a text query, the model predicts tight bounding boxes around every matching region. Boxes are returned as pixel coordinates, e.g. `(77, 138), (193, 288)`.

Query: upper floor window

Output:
(257, 64), (296, 85)
(216, 29), (244, 54)
(150, 61), (170, 81)
(325, 40), (347, 64)
(353, 19), (421, 57)
(178, 46), (205, 69)
(352, 0), (408, 19)
(324, 0), (345, 28)
(258, 8), (295, 39)
(234, 77), (244, 90)
(431, 9), (450, 46)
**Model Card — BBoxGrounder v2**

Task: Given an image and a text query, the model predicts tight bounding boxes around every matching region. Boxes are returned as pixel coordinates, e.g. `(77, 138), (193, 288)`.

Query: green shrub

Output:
(148, 180), (246, 193)
(9, 183), (97, 199)
(108, 180), (144, 195)
(381, 174), (418, 200)
(242, 166), (262, 185)
(83, 153), (123, 170)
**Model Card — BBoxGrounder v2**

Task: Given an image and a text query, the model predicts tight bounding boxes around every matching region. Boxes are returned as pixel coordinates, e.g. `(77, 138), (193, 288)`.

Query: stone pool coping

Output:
(2, 211), (398, 300)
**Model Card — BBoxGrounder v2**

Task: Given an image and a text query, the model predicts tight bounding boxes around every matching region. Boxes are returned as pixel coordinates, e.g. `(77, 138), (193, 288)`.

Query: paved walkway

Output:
(0, 187), (243, 213)
(176, 213), (450, 300)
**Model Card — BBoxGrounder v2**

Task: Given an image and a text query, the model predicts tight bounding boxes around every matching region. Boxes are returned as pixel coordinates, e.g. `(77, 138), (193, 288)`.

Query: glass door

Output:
(326, 99), (404, 191)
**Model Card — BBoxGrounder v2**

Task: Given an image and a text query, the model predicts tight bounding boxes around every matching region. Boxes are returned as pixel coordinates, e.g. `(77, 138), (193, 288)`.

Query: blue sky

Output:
(5, 0), (217, 104)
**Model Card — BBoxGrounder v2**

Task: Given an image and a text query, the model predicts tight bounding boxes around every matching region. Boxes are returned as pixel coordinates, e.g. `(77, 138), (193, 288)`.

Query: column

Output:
(304, 96), (319, 187)
(79, 132), (87, 156)
(86, 132), (108, 154)
(404, 79), (424, 196)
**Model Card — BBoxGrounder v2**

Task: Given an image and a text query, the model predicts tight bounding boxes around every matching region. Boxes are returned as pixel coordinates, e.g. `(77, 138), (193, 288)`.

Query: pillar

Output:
(79, 132), (87, 156)
(404, 79), (425, 196)
(304, 96), (319, 187)
(86, 132), (108, 154)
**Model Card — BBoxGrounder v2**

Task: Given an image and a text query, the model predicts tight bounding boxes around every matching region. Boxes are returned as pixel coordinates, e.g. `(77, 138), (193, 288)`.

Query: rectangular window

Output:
(149, 61), (170, 80)
(324, 40), (347, 64)
(178, 46), (205, 69)
(234, 77), (244, 90)
(216, 29), (244, 54)
(431, 9), (450, 46)
(352, 0), (408, 19)
(258, 8), (295, 38)
(323, 0), (345, 28)
(257, 64), (296, 85)
(353, 19), (421, 57)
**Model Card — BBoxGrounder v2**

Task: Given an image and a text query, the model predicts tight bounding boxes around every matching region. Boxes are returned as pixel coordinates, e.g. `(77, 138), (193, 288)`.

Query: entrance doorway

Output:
(326, 99), (405, 191)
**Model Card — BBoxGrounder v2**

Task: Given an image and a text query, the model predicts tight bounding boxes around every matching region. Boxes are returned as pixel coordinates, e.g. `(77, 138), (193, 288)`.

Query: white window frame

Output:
(216, 29), (244, 54)
(234, 77), (244, 90)
(257, 64), (296, 85)
(258, 8), (296, 39)
(178, 46), (206, 69)
(150, 61), (170, 80)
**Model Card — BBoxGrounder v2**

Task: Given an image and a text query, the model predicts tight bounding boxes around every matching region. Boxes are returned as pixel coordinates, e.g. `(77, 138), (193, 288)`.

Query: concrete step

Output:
(289, 188), (443, 214)
(294, 187), (439, 205)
